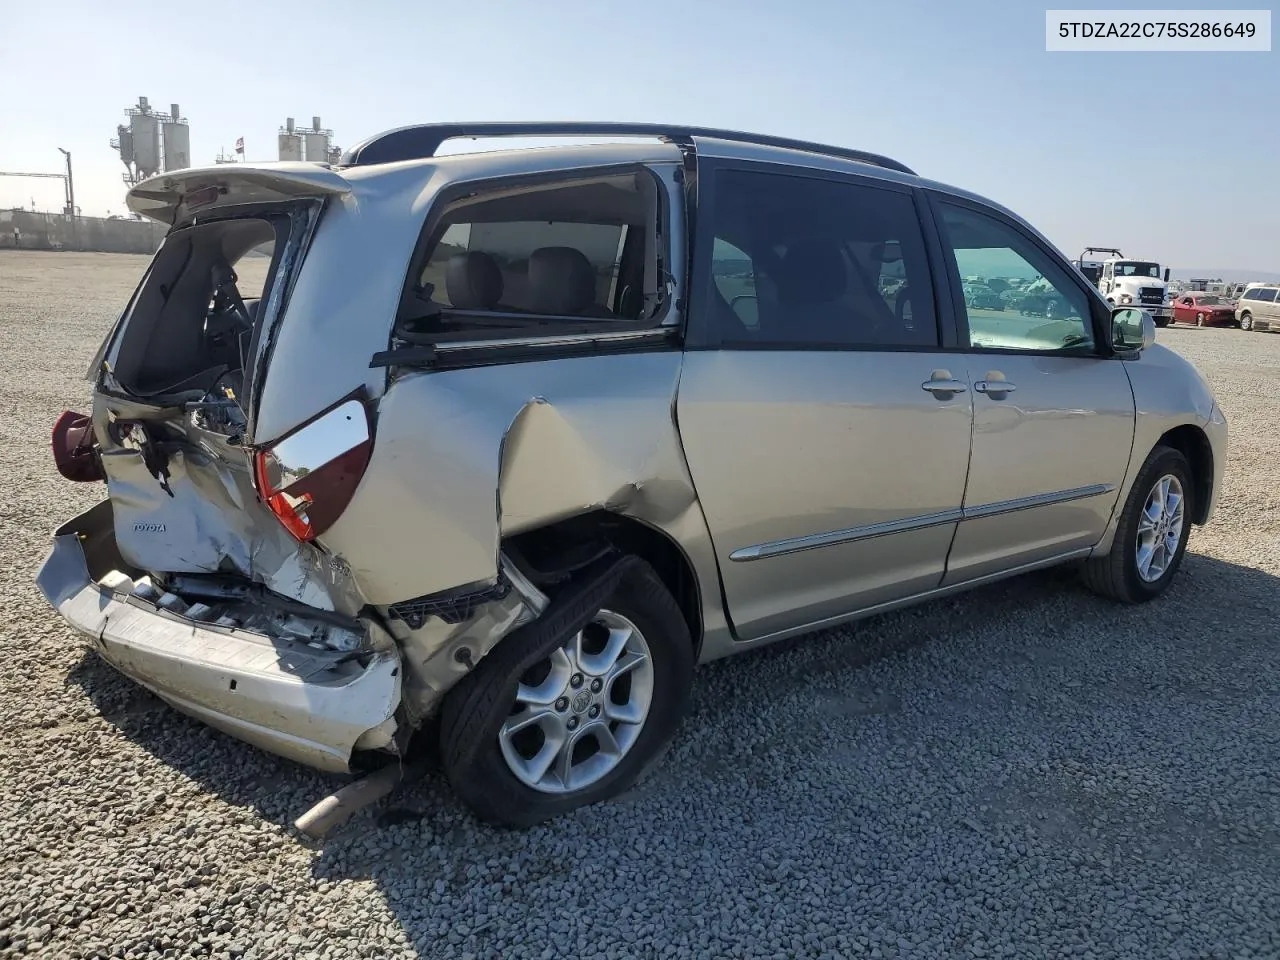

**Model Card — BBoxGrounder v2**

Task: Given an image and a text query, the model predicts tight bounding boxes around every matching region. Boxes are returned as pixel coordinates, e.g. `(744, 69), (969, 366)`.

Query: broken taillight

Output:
(51, 410), (105, 483)
(252, 397), (373, 542)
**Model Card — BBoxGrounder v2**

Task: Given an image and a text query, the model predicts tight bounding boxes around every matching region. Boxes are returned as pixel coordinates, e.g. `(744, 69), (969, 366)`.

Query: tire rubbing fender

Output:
(442, 552), (645, 773)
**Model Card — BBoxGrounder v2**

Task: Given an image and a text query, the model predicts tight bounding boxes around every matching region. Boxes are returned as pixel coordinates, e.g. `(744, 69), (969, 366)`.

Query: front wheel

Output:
(1241, 312), (1254, 331)
(440, 558), (693, 827)
(1080, 446), (1194, 603)
(1196, 312), (1206, 327)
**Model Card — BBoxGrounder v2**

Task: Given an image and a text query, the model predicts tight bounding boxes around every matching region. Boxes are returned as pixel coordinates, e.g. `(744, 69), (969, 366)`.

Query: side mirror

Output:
(1112, 307), (1156, 355)
(1163, 267), (1171, 282)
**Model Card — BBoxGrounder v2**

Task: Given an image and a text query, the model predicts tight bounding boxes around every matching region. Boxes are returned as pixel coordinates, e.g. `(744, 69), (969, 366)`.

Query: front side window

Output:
(399, 171), (661, 337)
(1258, 289), (1279, 303)
(937, 202), (1094, 353)
(701, 169), (939, 348)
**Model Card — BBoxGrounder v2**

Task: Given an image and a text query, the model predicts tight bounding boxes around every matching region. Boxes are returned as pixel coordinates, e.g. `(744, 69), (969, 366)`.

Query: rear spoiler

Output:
(126, 164), (352, 226)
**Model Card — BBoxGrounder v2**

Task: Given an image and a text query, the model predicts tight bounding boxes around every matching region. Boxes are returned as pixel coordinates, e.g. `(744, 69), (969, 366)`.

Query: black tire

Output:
(1196, 312), (1205, 327)
(1155, 316), (1170, 328)
(1241, 312), (1253, 331)
(1080, 445), (1194, 603)
(439, 558), (693, 827)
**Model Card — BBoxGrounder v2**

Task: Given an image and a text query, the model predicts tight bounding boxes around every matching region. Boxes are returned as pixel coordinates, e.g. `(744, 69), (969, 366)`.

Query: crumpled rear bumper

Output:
(35, 500), (401, 773)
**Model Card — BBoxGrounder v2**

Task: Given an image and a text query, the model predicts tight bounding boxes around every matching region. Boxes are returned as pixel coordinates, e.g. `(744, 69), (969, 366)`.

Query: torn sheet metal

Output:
(320, 351), (705, 606)
(390, 556), (549, 724)
(36, 502), (402, 773)
(94, 394), (365, 616)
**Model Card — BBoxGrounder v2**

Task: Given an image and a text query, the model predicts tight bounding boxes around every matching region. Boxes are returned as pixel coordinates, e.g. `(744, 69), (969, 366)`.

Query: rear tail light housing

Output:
(252, 397), (373, 542)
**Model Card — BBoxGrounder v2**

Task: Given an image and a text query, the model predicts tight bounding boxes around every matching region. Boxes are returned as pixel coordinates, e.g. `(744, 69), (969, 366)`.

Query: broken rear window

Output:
(100, 214), (290, 400)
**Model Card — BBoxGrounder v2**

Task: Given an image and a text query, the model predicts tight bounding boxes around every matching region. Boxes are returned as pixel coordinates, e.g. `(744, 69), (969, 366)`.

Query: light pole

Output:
(57, 148), (76, 250)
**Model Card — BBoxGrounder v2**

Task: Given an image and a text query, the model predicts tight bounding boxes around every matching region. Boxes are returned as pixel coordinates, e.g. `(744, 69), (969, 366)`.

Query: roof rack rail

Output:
(338, 122), (916, 176)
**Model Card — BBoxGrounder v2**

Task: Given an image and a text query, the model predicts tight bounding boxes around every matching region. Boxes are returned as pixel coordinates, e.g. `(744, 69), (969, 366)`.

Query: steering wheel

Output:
(203, 261), (254, 340)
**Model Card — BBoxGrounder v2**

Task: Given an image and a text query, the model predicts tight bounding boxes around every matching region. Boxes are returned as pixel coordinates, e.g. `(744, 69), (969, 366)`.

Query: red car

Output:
(1172, 294), (1238, 327)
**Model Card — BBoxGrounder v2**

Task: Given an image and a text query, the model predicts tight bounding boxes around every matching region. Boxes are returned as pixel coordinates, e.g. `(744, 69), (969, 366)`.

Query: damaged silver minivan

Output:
(38, 123), (1226, 827)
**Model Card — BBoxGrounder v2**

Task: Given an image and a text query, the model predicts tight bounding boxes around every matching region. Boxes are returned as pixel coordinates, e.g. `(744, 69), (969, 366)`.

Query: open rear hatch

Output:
(71, 166), (367, 623)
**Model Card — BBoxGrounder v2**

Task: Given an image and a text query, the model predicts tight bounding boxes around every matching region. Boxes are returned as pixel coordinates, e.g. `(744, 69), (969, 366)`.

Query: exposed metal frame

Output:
(339, 122), (916, 176)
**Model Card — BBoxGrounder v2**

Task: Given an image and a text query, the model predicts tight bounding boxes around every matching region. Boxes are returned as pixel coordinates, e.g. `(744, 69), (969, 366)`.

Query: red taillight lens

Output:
(51, 410), (105, 483)
(253, 398), (373, 542)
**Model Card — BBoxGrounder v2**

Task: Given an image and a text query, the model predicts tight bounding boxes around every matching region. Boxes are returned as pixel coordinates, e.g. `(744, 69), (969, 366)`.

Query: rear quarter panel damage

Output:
(318, 350), (727, 643)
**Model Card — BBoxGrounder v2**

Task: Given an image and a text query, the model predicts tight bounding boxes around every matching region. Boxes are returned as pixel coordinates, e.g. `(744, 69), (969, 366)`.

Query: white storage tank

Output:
(130, 98), (161, 178)
(303, 117), (330, 162)
(278, 118), (303, 161)
(161, 103), (191, 171)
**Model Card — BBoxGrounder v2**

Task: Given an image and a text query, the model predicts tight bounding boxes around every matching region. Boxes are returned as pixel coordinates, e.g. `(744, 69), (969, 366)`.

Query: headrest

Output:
(528, 246), (597, 316)
(774, 239), (848, 305)
(445, 251), (503, 310)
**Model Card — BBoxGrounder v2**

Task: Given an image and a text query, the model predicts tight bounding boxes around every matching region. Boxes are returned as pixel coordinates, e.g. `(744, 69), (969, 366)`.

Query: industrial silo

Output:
(278, 117), (303, 161)
(161, 103), (191, 171)
(303, 116), (331, 162)
(116, 124), (134, 167)
(129, 97), (162, 178)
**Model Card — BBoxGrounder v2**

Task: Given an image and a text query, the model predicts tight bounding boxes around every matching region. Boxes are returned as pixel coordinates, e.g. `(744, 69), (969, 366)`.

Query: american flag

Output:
(235, 137), (245, 154)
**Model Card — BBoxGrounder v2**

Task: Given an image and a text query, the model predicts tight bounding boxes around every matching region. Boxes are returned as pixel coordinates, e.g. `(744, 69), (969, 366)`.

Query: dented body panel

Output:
(92, 392), (365, 615)
(38, 502), (401, 773)
(35, 131), (1226, 782)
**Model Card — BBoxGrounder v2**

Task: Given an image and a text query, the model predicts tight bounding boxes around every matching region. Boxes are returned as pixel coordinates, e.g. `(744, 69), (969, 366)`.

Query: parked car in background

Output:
(36, 122), (1227, 828)
(963, 281), (1004, 310)
(1172, 294), (1238, 327)
(1237, 284), (1280, 331)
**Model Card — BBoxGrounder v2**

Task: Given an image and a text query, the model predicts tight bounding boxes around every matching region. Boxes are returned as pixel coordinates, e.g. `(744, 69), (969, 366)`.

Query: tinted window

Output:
(400, 172), (659, 335)
(702, 169), (938, 348)
(938, 202), (1094, 353)
(711, 237), (759, 329)
(1258, 289), (1279, 303)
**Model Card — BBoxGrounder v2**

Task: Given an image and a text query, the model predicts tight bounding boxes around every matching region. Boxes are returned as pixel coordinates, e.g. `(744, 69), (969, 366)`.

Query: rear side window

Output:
(700, 169), (939, 348)
(399, 170), (663, 337)
(1257, 289), (1279, 303)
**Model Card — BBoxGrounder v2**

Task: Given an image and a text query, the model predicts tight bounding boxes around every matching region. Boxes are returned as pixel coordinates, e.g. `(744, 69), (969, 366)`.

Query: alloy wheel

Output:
(498, 610), (655, 794)
(1135, 474), (1185, 583)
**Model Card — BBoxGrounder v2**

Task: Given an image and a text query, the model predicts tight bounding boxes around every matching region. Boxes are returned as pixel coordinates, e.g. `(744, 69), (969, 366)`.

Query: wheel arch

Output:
(1157, 424), (1214, 525)
(503, 510), (705, 659)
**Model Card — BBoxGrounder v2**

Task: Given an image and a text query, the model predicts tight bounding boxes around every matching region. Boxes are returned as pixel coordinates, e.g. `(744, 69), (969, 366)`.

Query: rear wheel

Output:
(440, 558), (693, 827)
(1080, 446), (1193, 603)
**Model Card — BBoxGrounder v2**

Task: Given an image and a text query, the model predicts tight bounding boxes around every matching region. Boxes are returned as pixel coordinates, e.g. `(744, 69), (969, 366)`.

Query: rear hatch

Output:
(73, 166), (370, 623)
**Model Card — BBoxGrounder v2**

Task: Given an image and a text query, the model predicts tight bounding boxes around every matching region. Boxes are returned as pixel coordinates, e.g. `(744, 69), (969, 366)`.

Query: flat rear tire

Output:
(440, 558), (693, 827)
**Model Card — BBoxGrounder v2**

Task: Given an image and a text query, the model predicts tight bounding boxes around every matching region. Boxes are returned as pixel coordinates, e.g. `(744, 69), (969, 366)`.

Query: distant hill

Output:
(1172, 268), (1280, 284)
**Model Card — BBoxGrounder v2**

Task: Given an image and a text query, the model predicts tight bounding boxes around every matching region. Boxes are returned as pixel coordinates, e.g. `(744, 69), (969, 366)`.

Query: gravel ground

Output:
(2, 249), (1279, 959)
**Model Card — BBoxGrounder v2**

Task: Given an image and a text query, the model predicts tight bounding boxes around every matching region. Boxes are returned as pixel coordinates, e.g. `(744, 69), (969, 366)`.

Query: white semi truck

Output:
(1074, 247), (1173, 326)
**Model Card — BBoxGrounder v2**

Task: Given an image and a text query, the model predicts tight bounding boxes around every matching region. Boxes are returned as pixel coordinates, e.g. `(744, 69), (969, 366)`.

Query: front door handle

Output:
(921, 369), (968, 397)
